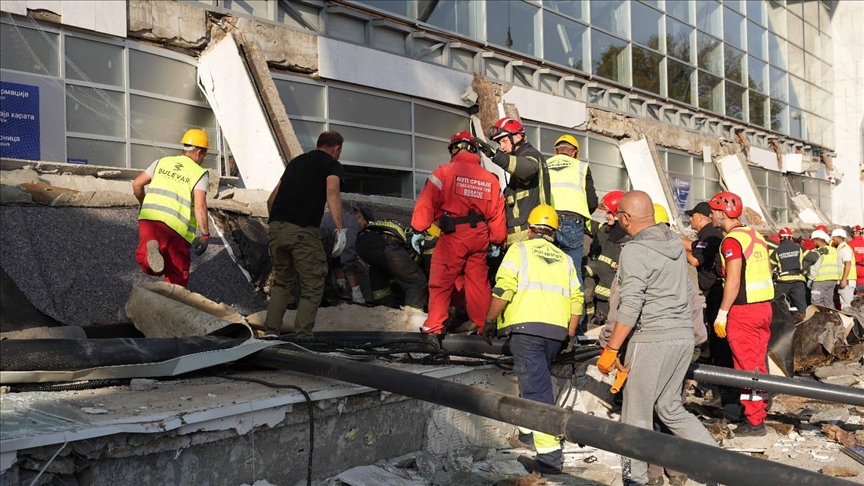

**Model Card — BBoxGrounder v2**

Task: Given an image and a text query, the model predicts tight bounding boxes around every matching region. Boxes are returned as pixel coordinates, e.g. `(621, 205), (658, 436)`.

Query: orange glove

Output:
(597, 348), (618, 375)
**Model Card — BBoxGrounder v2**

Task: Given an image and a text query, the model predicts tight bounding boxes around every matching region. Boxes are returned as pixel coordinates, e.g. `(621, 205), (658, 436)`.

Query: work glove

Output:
(806, 279), (813, 290)
(476, 139), (497, 159)
(487, 244), (501, 258)
(713, 309), (728, 339)
(192, 235), (210, 256)
(597, 348), (618, 375)
(481, 318), (497, 346)
(332, 228), (348, 257)
(411, 233), (424, 254)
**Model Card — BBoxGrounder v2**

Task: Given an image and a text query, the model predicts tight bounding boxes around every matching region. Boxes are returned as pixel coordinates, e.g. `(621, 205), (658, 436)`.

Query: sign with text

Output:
(455, 176), (492, 200)
(0, 81), (40, 161)
(672, 176), (691, 214)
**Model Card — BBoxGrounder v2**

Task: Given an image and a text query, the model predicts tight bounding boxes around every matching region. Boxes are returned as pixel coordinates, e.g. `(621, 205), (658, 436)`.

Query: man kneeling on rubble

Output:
(597, 191), (716, 486)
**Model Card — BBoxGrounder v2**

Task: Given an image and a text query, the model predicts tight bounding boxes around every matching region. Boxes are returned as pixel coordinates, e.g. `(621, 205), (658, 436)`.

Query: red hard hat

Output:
(815, 224), (829, 233)
(709, 191), (743, 218)
(599, 190), (625, 215)
(769, 235), (781, 244)
(489, 117), (525, 141)
(778, 227), (793, 238)
(854, 225), (864, 235)
(448, 130), (477, 152)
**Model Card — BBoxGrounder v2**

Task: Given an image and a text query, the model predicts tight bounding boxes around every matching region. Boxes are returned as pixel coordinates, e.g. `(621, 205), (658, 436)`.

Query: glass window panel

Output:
(750, 166), (767, 186)
(705, 180), (722, 200)
(131, 144), (173, 169)
(589, 138), (622, 166)
(331, 124), (411, 168)
(329, 88), (410, 131)
(631, 2), (662, 49)
(522, 125), (540, 147)
(725, 44), (746, 84)
(767, 1), (786, 37)
(668, 59), (695, 105)
(546, 0), (587, 22)
(748, 56), (767, 93)
(67, 137), (126, 168)
(768, 32), (786, 69)
(770, 66), (788, 102)
(698, 70), (723, 113)
(343, 165), (412, 198)
(65, 37), (124, 87)
(590, 164), (629, 191)
(274, 79), (325, 118)
(696, 32), (723, 75)
(276, 1), (320, 31)
(355, 0), (408, 16)
(666, 17), (694, 63)
(543, 11), (587, 71)
(414, 171), (430, 199)
(425, 0), (474, 37)
(414, 137), (449, 171)
(65, 85), (125, 137)
(821, 35), (832, 66)
(790, 107), (803, 138)
(787, 1), (803, 18)
(803, 0), (819, 26)
(591, 1), (629, 38)
(750, 90), (768, 127)
(289, 119), (326, 152)
(726, 82), (746, 121)
(804, 22), (819, 57)
(0, 24), (59, 76)
(787, 11), (804, 47)
(746, 0), (765, 25)
(224, 0), (270, 18)
(696, 1), (722, 38)
(414, 104), (468, 139)
(819, 1), (831, 32)
(632, 46), (662, 95)
(667, 153), (691, 174)
(372, 27), (406, 55)
(822, 62), (834, 94)
(486, 1), (539, 56)
(747, 21), (766, 60)
(450, 48), (474, 72)
(129, 95), (216, 145)
(724, 7), (745, 49)
(129, 50), (204, 102)
(704, 161), (720, 181)
(328, 14), (366, 44)
(665, 0), (692, 24)
(805, 54), (821, 86)
(591, 30), (630, 84)
(539, 127), (568, 155)
(788, 75), (805, 109)
(787, 44), (804, 78)
(770, 101), (789, 134)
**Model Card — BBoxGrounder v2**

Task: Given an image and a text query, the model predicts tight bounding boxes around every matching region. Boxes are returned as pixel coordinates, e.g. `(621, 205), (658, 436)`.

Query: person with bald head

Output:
(596, 191), (716, 486)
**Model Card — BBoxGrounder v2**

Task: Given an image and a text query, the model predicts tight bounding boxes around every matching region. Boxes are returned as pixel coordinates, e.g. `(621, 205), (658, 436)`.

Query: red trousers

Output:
(422, 227), (490, 335)
(727, 301), (772, 426)
(136, 220), (191, 287)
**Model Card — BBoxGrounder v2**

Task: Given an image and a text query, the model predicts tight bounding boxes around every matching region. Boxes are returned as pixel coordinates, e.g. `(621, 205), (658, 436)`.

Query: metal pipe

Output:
(251, 348), (853, 486)
(309, 332), (509, 354)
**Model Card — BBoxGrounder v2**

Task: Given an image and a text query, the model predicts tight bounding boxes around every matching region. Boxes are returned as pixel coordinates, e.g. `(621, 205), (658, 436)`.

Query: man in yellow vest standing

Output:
(832, 228), (858, 311)
(133, 129), (211, 288)
(709, 192), (774, 437)
(809, 230), (838, 308)
(481, 204), (583, 475)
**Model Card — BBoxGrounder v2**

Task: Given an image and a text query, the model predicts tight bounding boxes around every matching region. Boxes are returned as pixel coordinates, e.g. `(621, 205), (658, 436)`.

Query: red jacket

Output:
(850, 235), (864, 275)
(412, 150), (507, 245)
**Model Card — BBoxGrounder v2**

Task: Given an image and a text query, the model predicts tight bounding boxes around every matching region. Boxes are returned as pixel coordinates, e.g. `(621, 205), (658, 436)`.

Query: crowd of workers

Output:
(132, 126), (864, 484)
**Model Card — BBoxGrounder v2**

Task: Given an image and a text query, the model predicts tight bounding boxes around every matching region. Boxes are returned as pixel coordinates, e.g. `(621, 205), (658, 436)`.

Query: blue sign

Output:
(0, 81), (41, 161)
(672, 176), (691, 214)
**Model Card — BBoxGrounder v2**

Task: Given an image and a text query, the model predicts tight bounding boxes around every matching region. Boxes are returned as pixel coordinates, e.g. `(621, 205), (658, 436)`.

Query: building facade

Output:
(0, 0), (861, 224)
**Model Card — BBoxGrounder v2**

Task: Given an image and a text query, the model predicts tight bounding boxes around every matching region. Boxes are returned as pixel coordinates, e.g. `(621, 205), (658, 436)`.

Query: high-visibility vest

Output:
(835, 242), (858, 281)
(721, 226), (775, 304)
(814, 245), (840, 282)
(546, 154), (591, 221)
(495, 237), (582, 340)
(771, 240), (806, 282)
(502, 143), (551, 246)
(139, 155), (207, 243)
(365, 220), (408, 244)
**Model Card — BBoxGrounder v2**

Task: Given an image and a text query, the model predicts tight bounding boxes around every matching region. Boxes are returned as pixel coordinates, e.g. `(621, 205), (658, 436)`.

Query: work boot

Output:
(146, 240), (164, 275)
(508, 434), (535, 450)
(421, 332), (441, 350)
(734, 421), (767, 437)
(351, 286), (366, 304)
(667, 474), (688, 486)
(516, 455), (562, 475)
(646, 477), (665, 486)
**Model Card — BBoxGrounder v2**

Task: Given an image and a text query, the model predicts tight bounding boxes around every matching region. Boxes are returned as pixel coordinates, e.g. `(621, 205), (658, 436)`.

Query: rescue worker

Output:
(709, 192), (774, 437)
(481, 205), (583, 475)
(832, 228), (858, 310)
(770, 227), (819, 311)
(321, 207), (364, 304)
(584, 190), (629, 326)
(411, 131), (507, 346)
(133, 129), (212, 288)
(476, 118), (551, 245)
(850, 225), (864, 292)
(809, 230), (839, 308)
(597, 191), (717, 485)
(354, 204), (427, 310)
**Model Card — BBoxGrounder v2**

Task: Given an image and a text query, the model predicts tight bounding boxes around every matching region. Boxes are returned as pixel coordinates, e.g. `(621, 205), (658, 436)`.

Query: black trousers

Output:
(775, 280), (807, 311)
(355, 231), (427, 309)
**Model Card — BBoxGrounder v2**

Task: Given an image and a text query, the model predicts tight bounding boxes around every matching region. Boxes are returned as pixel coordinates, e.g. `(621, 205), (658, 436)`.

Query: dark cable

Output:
(8, 380), (125, 393)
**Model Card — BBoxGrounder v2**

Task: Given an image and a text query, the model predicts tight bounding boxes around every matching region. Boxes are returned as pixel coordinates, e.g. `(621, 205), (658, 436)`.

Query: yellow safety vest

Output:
(139, 155), (207, 243)
(546, 153), (591, 221)
(721, 226), (774, 304)
(814, 245), (840, 282)
(494, 237), (583, 340)
(836, 242), (859, 281)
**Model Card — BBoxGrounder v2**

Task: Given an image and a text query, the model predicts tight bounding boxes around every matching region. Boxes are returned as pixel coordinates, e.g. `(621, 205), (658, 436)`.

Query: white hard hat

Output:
(811, 230), (830, 241)
(831, 228), (847, 239)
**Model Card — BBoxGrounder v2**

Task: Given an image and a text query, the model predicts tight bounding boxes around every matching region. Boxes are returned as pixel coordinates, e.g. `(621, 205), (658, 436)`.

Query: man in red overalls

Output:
(411, 131), (507, 347)
(849, 225), (864, 294)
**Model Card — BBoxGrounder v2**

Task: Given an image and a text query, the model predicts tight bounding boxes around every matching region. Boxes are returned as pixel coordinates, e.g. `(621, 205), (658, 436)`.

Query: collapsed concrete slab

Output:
(125, 282), (246, 338)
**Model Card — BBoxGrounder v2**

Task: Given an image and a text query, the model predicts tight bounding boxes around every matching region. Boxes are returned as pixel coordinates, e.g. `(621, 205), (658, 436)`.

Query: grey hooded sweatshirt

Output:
(615, 223), (695, 344)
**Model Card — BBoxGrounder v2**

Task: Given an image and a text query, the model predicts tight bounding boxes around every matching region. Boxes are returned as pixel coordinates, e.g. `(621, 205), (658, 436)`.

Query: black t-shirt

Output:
(691, 224), (723, 291)
(269, 149), (344, 227)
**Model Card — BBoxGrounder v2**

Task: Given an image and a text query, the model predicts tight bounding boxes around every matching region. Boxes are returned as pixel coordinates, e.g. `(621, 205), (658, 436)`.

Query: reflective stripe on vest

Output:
(814, 246), (840, 282)
(366, 220), (408, 244)
(836, 242), (859, 281)
(139, 155), (207, 243)
(721, 226), (774, 304)
(546, 154), (591, 219)
(773, 240), (805, 282)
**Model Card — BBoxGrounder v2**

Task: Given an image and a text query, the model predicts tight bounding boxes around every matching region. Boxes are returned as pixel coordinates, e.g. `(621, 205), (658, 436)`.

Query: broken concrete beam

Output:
(246, 304), (424, 334)
(231, 17), (317, 73)
(125, 282), (247, 338)
(471, 75), (504, 137)
(128, 0), (208, 49)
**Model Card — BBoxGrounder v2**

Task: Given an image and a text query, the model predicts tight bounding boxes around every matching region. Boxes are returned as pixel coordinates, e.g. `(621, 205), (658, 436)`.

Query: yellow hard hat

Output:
(653, 203), (670, 224)
(527, 204), (559, 231)
(180, 129), (210, 149)
(427, 222), (441, 238)
(554, 134), (579, 151)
